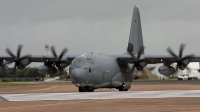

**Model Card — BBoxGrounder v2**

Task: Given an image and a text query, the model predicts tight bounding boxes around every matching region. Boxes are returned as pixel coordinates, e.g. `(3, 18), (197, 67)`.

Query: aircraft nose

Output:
(71, 68), (86, 82)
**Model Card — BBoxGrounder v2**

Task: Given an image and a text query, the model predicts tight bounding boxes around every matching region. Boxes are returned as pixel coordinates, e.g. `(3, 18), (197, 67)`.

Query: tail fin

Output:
(127, 6), (144, 55)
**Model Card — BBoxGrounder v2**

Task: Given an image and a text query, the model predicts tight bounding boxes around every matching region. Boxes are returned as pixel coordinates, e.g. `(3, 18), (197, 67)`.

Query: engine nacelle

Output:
(20, 58), (31, 66)
(158, 65), (175, 76)
(17, 58), (31, 70)
(178, 58), (190, 70)
(37, 65), (57, 75)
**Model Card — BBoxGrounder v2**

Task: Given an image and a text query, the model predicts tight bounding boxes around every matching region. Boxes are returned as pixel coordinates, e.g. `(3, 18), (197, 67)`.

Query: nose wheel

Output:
(118, 83), (129, 91)
(79, 86), (94, 92)
(118, 88), (128, 91)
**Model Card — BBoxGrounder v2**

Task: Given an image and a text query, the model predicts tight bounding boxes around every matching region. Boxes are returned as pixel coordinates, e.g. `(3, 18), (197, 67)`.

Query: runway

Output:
(2, 90), (200, 101)
(1, 81), (200, 112)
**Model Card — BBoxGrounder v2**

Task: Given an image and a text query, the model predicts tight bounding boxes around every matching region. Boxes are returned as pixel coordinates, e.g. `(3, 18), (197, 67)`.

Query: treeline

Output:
(0, 67), (67, 78)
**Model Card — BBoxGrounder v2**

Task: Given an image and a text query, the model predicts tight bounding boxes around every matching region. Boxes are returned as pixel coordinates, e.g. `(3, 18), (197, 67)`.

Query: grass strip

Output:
(0, 82), (34, 86)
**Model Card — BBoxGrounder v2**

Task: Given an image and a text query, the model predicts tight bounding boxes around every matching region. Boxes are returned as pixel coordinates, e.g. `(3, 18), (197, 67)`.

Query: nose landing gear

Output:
(117, 83), (129, 91)
(79, 86), (94, 92)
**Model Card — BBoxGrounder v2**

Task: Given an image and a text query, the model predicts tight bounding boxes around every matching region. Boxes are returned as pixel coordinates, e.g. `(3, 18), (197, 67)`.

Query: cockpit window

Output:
(74, 59), (83, 64)
(83, 60), (87, 65)
(87, 58), (95, 65)
(71, 58), (95, 65)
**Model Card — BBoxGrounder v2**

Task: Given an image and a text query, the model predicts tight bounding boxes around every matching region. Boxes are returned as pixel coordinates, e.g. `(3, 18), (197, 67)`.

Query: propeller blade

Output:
(167, 47), (178, 58)
(182, 54), (195, 60)
(58, 48), (68, 59)
(167, 44), (194, 72)
(126, 47), (147, 72)
(17, 44), (23, 58)
(4, 61), (13, 65)
(51, 46), (58, 59)
(49, 46), (69, 69)
(179, 43), (185, 58)
(4, 44), (31, 73)
(6, 48), (16, 58)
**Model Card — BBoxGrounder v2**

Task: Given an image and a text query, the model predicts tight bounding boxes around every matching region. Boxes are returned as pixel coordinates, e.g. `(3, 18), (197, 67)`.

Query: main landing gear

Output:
(79, 86), (94, 92)
(118, 87), (128, 91)
(117, 83), (129, 91)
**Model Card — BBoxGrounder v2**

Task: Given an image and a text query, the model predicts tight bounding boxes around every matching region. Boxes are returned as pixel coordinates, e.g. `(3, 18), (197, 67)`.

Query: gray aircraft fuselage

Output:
(69, 54), (137, 91)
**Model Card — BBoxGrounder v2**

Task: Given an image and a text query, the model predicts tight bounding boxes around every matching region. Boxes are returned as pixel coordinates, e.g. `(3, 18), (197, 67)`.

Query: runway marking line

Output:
(0, 86), (57, 94)
(0, 100), (97, 110)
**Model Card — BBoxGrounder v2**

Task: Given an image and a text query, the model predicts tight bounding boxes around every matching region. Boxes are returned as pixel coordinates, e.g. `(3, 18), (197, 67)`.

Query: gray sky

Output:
(1, 0), (200, 67)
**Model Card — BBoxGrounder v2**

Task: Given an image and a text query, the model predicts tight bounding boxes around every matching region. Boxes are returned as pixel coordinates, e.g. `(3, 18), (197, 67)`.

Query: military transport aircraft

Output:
(0, 6), (198, 92)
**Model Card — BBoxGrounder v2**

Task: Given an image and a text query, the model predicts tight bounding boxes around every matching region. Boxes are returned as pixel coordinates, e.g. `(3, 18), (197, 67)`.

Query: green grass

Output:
(0, 82), (33, 86)
(133, 74), (178, 82)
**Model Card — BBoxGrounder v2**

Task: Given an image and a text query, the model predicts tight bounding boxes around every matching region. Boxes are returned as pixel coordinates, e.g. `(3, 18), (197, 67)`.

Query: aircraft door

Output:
(88, 66), (100, 84)
(101, 60), (113, 83)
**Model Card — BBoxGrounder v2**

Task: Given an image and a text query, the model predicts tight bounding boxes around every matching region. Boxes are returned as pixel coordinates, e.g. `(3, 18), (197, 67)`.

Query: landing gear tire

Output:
(118, 84), (128, 91)
(118, 88), (128, 91)
(79, 86), (94, 92)
(79, 87), (83, 92)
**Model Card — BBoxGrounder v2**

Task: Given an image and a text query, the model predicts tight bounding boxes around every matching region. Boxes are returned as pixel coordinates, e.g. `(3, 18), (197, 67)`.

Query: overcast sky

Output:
(1, 0), (200, 67)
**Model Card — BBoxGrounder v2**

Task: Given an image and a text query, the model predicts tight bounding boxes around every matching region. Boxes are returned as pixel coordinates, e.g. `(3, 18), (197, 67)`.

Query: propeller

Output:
(126, 46), (148, 77)
(167, 43), (194, 73)
(50, 46), (68, 70)
(5, 44), (31, 74)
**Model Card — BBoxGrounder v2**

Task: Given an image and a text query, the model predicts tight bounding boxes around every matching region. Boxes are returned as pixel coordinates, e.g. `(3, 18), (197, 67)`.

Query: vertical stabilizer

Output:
(127, 6), (144, 55)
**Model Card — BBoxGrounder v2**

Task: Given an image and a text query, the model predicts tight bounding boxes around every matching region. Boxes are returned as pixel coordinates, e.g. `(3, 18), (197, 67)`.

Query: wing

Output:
(0, 45), (78, 69)
(115, 53), (200, 74)
(29, 55), (77, 63)
(0, 55), (78, 69)
(116, 54), (200, 64)
(145, 55), (200, 64)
